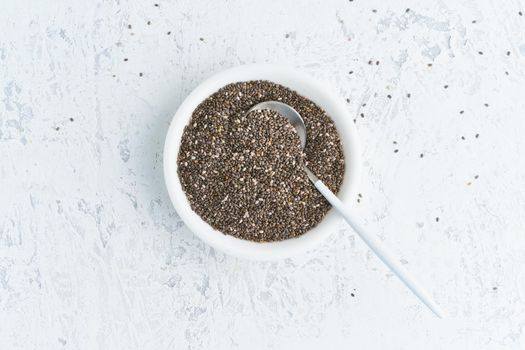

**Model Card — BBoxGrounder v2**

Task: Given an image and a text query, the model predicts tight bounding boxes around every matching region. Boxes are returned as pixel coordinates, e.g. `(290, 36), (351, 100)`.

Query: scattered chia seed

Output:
(444, 84), (449, 89)
(372, 9), (377, 13)
(472, 20), (477, 23)
(427, 63), (433, 67)
(139, 72), (143, 77)
(199, 37), (205, 42)
(167, 31), (171, 35)
(435, 217), (439, 222)
(405, 8), (410, 13)
(124, 58), (128, 62)
(147, 21), (151, 25)
(55, 126), (60, 131)
(376, 60), (380, 65)
(368, 60), (373, 65)
(69, 117), (74, 122)
(505, 71), (509, 75)
(128, 24), (132, 29)
(178, 81), (345, 242)
(506, 51), (511, 56)
(484, 103), (489, 107)
(474, 174), (479, 179)
(520, 11), (523, 16)
(478, 51), (484, 55)
(351, 292), (355, 297)
(349, 70), (354, 74)
(360, 113), (364, 118)
(420, 153), (424, 158)
(387, 94), (392, 99)
(475, 133), (479, 138)
(460, 110), (464, 114)
(407, 93), (411, 98)
(394, 149), (399, 153)
(154, 3), (159, 7)
(461, 136), (466, 140)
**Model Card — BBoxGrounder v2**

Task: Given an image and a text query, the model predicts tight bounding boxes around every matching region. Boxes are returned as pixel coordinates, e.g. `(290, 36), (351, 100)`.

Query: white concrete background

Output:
(1, 0), (525, 349)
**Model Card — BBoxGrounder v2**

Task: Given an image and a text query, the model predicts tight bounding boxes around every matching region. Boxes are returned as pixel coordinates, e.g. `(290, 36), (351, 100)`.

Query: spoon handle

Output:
(307, 170), (443, 318)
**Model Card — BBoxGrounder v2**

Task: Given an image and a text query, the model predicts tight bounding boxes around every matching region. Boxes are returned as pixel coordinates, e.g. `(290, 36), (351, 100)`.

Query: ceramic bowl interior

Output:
(163, 64), (361, 260)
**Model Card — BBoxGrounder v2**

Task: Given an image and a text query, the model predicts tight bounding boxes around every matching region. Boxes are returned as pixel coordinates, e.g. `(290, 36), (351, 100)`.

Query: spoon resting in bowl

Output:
(249, 101), (444, 318)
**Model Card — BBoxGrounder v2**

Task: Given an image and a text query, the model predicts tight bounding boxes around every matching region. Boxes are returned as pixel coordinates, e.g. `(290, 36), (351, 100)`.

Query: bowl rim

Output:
(163, 64), (361, 260)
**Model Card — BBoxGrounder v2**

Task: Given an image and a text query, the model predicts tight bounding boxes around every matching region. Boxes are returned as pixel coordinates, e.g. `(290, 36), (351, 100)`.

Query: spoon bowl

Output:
(249, 101), (307, 149)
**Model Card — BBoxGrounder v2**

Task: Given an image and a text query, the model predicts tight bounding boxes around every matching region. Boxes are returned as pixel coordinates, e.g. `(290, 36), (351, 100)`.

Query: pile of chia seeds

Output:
(177, 80), (345, 242)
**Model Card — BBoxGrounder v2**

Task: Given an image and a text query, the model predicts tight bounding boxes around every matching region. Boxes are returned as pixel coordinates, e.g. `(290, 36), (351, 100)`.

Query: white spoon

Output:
(249, 101), (444, 318)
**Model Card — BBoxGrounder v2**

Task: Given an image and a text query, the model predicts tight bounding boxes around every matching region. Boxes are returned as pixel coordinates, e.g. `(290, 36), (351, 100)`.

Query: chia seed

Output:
(177, 80), (345, 242)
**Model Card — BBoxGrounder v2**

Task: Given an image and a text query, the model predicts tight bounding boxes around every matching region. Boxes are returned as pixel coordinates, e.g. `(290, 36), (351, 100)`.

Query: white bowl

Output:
(163, 64), (361, 260)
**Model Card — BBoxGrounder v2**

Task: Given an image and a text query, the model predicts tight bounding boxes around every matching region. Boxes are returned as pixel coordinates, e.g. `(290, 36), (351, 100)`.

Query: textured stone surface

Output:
(1, 0), (525, 349)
